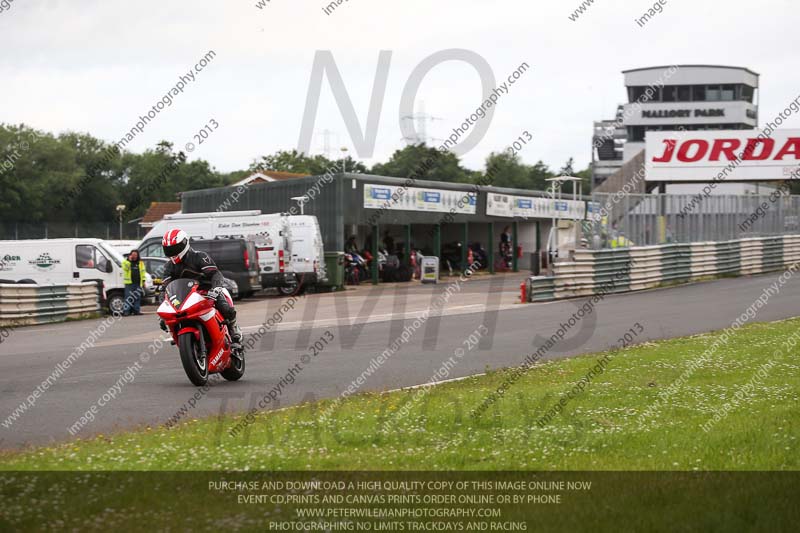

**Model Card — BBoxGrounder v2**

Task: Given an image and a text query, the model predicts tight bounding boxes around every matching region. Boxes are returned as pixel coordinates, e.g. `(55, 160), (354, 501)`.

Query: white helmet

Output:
(162, 229), (190, 263)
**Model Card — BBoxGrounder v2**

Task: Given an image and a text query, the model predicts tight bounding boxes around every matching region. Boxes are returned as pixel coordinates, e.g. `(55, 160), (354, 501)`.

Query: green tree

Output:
(556, 158), (592, 195)
(371, 144), (474, 183)
(249, 149), (367, 175)
(527, 160), (555, 192)
(575, 164), (592, 194)
(0, 124), (125, 224)
(559, 157), (592, 194)
(60, 131), (126, 222)
(337, 155), (368, 175)
(477, 152), (555, 192)
(482, 151), (529, 188)
(559, 157), (575, 177)
(121, 142), (224, 218)
(0, 121), (594, 234)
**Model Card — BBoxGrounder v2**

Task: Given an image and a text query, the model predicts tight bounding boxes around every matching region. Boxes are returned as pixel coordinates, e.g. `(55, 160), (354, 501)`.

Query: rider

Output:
(158, 229), (243, 348)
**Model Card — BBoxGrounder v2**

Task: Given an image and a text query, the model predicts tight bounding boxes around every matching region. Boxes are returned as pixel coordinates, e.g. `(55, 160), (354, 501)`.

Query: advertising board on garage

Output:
(486, 193), (586, 219)
(363, 184), (477, 214)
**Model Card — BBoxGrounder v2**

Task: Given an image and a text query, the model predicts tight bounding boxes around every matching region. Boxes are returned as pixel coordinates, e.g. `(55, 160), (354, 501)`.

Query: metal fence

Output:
(587, 192), (800, 249)
(0, 222), (143, 241)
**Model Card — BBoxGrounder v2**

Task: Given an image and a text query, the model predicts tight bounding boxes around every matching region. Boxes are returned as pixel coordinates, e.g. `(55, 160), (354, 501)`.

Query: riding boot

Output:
(229, 318), (243, 348)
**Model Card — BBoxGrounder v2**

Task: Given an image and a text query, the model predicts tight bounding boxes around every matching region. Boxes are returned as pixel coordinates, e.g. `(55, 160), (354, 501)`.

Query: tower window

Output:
(692, 85), (706, 101)
(741, 85), (755, 103)
(721, 85), (735, 101)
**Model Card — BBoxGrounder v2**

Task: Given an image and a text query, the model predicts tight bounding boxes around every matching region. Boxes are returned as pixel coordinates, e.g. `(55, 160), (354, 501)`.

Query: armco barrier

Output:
(0, 283), (101, 326)
(527, 236), (800, 303)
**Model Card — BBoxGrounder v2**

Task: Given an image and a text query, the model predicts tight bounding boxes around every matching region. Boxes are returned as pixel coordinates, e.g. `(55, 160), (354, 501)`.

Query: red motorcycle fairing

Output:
(177, 326), (201, 339)
(157, 280), (233, 375)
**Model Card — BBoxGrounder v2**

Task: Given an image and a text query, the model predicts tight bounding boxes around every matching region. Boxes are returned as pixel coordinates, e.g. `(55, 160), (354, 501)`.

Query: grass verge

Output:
(1, 317), (798, 471)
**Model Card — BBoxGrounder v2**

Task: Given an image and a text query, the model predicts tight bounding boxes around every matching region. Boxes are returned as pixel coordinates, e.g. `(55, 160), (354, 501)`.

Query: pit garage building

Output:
(181, 173), (589, 278)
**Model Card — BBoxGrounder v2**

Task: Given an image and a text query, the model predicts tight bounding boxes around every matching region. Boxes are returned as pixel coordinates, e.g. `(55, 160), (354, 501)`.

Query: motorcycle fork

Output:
(192, 321), (208, 359)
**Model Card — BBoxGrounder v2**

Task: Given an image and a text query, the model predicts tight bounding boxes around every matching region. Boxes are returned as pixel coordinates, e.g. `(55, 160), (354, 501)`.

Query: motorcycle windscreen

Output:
(164, 279), (199, 310)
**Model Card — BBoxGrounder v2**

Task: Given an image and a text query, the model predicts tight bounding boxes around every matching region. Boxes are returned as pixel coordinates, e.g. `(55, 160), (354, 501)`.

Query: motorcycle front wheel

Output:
(178, 333), (209, 386)
(221, 348), (245, 381)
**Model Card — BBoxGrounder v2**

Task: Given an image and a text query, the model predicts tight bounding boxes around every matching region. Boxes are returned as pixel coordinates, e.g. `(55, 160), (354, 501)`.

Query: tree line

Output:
(0, 123), (589, 226)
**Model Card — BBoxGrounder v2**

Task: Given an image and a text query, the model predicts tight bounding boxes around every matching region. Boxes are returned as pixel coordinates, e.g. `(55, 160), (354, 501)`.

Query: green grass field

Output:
(2, 317), (798, 471)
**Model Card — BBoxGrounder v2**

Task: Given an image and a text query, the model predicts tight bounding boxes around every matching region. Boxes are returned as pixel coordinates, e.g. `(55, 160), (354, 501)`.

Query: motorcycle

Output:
(344, 252), (367, 285)
(441, 241), (464, 275)
(469, 242), (489, 270)
(157, 278), (245, 386)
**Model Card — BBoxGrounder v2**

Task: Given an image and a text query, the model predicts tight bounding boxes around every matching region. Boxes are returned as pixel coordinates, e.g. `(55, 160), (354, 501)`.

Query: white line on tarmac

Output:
(87, 302), (522, 348)
(240, 304), (497, 333)
(381, 372), (488, 394)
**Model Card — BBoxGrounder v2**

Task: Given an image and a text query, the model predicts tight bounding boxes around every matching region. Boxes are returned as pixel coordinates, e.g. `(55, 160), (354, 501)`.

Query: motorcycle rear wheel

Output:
(178, 333), (209, 386)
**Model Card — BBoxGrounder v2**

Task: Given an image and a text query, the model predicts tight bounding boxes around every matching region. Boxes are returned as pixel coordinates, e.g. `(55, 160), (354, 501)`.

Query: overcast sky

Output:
(2, 0), (799, 174)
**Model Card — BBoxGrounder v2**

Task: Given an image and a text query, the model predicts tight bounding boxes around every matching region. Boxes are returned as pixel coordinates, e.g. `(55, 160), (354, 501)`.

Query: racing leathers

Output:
(159, 248), (242, 347)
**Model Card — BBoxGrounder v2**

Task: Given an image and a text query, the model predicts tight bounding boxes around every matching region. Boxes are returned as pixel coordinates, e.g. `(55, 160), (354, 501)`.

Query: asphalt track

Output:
(1, 271), (798, 449)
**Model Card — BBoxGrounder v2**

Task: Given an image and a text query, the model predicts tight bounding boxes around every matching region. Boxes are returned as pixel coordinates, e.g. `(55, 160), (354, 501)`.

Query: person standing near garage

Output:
(500, 225), (513, 268)
(122, 249), (147, 316)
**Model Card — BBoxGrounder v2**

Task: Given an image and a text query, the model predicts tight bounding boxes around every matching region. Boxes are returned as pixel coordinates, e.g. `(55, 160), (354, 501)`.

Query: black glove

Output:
(159, 319), (167, 332)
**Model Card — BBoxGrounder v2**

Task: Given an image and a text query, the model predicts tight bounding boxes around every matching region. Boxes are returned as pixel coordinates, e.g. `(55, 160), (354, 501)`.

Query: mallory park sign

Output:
(642, 108), (725, 119)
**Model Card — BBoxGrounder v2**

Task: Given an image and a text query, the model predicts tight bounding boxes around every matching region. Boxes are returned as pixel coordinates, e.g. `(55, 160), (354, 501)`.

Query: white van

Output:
(139, 210), (326, 293)
(0, 238), (144, 314)
(103, 240), (142, 256)
(288, 215), (327, 288)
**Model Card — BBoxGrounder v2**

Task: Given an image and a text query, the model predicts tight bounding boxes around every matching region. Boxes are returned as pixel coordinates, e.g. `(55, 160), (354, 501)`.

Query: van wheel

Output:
(278, 284), (298, 296)
(107, 292), (125, 316)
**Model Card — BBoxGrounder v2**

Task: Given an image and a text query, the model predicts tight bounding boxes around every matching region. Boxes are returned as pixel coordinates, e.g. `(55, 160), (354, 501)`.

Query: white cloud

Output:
(1, 0), (798, 174)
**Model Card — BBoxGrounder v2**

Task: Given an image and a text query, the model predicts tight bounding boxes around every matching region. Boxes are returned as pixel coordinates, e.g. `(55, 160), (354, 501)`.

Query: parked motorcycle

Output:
(441, 241), (464, 274)
(376, 248), (388, 272)
(469, 242), (489, 270)
(157, 278), (245, 386)
(344, 252), (367, 285)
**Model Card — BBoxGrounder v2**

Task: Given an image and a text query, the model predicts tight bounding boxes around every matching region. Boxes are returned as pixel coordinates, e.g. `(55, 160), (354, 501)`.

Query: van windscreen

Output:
(98, 242), (123, 266)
